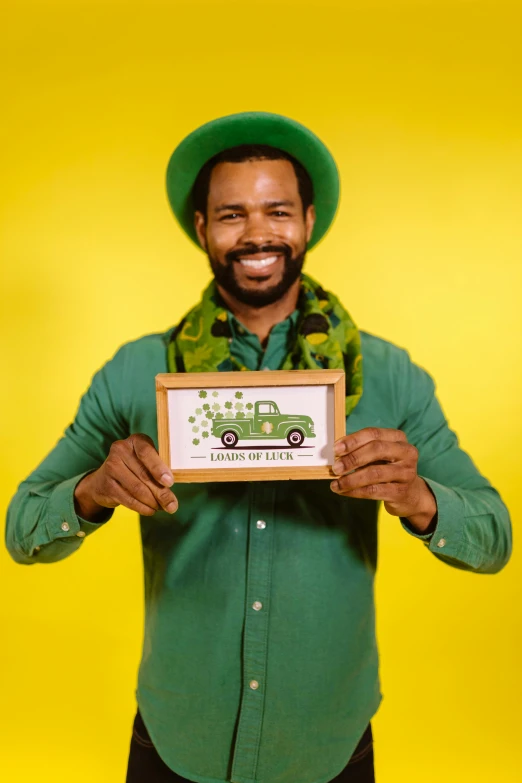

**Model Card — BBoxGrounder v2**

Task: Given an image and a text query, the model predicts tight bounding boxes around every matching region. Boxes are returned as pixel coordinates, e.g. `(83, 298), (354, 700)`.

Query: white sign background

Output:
(167, 385), (334, 470)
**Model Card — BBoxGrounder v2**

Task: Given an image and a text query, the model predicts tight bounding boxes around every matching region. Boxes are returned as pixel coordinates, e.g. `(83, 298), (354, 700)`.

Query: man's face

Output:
(194, 159), (316, 307)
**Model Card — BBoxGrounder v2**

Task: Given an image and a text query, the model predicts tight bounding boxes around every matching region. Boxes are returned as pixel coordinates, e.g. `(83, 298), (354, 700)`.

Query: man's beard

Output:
(207, 243), (306, 308)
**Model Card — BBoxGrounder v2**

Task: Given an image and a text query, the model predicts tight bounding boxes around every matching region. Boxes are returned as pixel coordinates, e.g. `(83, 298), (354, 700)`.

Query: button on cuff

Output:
(45, 471), (114, 543)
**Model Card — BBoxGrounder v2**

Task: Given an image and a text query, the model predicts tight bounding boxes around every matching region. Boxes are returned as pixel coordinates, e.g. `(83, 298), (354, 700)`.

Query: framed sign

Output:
(155, 369), (346, 482)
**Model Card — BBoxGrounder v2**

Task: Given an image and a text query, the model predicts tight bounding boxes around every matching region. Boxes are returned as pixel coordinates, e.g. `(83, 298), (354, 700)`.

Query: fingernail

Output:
(334, 442), (344, 456)
(330, 480), (339, 492)
(161, 472), (174, 487)
(332, 460), (344, 475)
(166, 502), (177, 514)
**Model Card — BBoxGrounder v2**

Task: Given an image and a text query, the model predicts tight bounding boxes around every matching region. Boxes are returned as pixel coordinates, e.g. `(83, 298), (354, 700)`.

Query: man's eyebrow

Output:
(214, 203), (244, 213)
(266, 200), (295, 208)
(213, 199), (297, 214)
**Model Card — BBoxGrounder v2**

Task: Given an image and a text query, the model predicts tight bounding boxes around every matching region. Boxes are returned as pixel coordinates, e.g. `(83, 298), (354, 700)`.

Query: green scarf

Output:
(167, 273), (363, 416)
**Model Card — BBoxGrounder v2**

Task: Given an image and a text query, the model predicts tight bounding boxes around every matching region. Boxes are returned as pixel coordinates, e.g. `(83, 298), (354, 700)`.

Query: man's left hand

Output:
(330, 427), (437, 534)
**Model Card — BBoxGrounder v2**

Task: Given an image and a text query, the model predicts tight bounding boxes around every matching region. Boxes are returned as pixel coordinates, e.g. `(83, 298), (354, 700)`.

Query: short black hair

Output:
(191, 144), (314, 219)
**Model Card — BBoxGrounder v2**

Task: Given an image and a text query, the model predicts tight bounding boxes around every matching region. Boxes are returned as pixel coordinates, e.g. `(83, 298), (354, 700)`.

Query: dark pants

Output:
(126, 709), (375, 783)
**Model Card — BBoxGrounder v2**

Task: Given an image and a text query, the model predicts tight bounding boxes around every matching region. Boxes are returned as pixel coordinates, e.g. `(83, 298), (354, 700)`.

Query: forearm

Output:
(395, 348), (512, 575)
(401, 478), (512, 574)
(6, 472), (113, 565)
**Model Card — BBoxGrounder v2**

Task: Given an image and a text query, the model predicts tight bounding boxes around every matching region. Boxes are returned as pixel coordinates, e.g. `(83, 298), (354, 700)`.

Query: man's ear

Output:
(305, 205), (316, 244)
(194, 211), (208, 252)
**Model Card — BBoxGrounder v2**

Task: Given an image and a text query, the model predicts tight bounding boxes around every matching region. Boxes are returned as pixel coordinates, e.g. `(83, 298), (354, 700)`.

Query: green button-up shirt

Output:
(6, 312), (512, 783)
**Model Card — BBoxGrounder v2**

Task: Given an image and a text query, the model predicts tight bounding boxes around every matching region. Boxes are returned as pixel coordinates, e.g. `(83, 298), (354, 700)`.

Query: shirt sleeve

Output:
(396, 349), (512, 574)
(5, 345), (130, 565)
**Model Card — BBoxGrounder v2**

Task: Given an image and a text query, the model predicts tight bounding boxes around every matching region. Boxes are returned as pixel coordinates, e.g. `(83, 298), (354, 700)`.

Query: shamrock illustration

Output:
(212, 391), (219, 397)
(198, 390), (207, 398)
(192, 438), (200, 446)
(234, 391), (243, 399)
(212, 403), (220, 411)
(236, 412), (245, 419)
(192, 426), (199, 433)
(195, 408), (202, 416)
(202, 403), (210, 411)
(205, 411), (214, 419)
(235, 402), (244, 411)
(202, 430), (209, 439)
(224, 401), (233, 410)
(188, 416), (196, 423)
(246, 403), (253, 410)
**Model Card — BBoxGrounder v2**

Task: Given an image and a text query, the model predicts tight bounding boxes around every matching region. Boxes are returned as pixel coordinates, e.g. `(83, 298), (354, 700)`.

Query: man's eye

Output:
(220, 213), (241, 221)
(271, 211), (290, 217)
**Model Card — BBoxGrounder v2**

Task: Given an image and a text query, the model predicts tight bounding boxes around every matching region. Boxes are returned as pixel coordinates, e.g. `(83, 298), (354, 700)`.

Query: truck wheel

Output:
(221, 430), (238, 448)
(287, 429), (304, 447)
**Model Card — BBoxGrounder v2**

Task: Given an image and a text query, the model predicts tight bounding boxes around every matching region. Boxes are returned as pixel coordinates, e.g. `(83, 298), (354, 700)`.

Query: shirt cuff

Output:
(399, 475), (484, 567)
(44, 471), (114, 543)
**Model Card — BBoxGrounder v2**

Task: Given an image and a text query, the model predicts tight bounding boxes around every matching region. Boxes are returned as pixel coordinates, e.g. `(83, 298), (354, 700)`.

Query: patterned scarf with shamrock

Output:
(167, 272), (363, 416)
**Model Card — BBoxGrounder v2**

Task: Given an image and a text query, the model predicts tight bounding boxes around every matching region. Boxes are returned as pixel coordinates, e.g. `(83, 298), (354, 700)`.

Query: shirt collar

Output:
(227, 309), (300, 345)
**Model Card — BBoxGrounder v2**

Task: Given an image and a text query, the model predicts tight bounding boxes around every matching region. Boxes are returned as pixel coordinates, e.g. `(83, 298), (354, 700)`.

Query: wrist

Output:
(404, 478), (438, 534)
(74, 471), (112, 523)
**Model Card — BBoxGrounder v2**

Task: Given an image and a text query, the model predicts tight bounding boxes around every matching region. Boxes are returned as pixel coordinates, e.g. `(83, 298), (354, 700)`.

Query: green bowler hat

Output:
(165, 111), (340, 250)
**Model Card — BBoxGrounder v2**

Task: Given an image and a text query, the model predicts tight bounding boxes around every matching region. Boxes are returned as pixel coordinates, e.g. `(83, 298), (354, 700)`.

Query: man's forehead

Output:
(207, 158), (299, 202)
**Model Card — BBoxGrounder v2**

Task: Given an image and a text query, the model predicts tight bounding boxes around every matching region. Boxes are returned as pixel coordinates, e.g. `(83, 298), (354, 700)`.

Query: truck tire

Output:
(221, 430), (239, 448)
(287, 429), (304, 447)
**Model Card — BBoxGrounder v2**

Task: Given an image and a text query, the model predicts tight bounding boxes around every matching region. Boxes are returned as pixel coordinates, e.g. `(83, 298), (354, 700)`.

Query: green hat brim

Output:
(165, 111), (340, 251)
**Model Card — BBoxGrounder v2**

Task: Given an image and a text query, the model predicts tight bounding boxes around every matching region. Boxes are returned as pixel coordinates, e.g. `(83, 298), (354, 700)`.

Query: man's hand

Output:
(330, 427), (437, 533)
(74, 434), (178, 521)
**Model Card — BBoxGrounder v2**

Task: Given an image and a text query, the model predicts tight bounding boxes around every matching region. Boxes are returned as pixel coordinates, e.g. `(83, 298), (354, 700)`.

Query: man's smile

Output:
(237, 254), (280, 270)
(231, 252), (287, 279)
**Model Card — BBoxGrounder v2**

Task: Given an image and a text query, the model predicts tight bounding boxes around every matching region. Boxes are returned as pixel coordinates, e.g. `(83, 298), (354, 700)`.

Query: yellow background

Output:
(1, 1), (521, 780)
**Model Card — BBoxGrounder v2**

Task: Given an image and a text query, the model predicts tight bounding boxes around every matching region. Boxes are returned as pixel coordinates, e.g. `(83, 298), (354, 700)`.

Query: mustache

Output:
(225, 243), (292, 264)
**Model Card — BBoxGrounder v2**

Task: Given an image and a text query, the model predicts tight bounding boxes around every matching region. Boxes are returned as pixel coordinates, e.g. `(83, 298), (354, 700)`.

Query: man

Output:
(6, 112), (512, 783)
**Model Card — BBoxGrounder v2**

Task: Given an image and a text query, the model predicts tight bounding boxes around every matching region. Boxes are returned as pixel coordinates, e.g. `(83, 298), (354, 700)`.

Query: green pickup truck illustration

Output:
(211, 400), (316, 448)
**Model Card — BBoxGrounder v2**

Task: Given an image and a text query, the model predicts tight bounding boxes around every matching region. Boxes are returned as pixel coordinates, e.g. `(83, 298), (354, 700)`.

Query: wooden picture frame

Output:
(155, 369), (346, 482)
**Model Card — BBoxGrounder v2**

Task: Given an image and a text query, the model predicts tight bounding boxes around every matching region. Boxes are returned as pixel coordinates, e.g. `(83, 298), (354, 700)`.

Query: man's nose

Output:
(238, 212), (274, 247)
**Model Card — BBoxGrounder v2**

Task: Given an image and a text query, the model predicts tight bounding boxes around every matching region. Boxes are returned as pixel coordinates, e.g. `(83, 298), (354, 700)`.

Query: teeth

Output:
(239, 255), (279, 269)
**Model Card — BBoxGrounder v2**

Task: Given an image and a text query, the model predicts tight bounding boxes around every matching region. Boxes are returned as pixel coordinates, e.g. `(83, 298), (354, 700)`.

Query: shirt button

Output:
(61, 522), (70, 532)
(76, 531), (86, 538)
(249, 680), (259, 690)
(252, 601), (263, 611)
(256, 520), (266, 529)
(437, 538), (447, 548)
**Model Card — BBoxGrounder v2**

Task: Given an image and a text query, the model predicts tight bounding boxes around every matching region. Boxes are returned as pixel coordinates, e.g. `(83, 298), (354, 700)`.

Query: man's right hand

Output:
(74, 434), (178, 521)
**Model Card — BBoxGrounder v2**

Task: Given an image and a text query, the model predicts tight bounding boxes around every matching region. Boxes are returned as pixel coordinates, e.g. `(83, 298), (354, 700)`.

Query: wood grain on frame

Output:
(156, 377), (171, 468)
(155, 369), (345, 483)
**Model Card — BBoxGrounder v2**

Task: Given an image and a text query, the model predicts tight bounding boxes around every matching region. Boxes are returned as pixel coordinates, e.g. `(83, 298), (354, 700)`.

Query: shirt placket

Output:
(231, 482), (276, 783)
